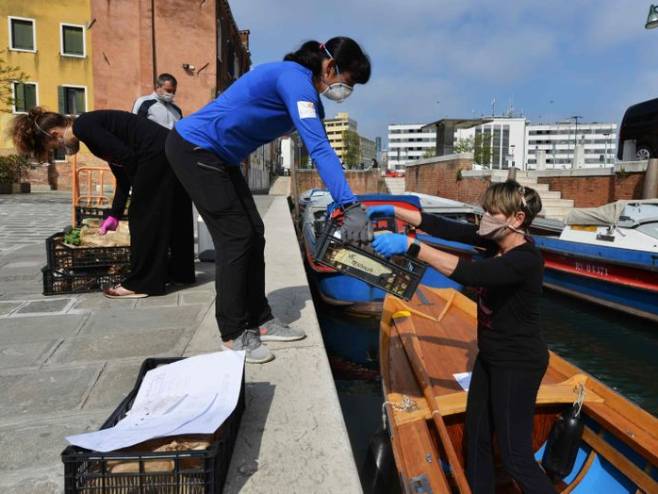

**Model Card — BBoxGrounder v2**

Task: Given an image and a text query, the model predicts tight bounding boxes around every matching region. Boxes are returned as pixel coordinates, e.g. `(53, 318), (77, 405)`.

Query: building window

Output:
(8, 17), (36, 52)
(58, 86), (86, 115)
(60, 24), (85, 57)
(12, 82), (37, 113)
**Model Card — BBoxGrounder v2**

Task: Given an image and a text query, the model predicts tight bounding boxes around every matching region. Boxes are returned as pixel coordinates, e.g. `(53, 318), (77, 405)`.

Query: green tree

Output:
(454, 137), (474, 154)
(342, 129), (360, 168)
(473, 133), (492, 167)
(422, 148), (436, 159)
(0, 50), (27, 113)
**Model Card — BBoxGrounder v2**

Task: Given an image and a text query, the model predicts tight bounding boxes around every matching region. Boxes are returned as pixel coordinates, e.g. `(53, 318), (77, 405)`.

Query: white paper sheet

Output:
(453, 371), (472, 391)
(66, 351), (245, 452)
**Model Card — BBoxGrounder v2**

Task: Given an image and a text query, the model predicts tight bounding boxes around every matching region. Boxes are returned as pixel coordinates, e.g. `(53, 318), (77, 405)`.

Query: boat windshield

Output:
(636, 221), (658, 240)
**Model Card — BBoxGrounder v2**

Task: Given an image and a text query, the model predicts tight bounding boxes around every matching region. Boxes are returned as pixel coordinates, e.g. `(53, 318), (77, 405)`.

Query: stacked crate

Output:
(42, 208), (130, 295)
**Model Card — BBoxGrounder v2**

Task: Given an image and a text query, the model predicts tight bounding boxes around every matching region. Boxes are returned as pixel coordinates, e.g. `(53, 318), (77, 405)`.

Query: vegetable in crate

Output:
(64, 228), (81, 246)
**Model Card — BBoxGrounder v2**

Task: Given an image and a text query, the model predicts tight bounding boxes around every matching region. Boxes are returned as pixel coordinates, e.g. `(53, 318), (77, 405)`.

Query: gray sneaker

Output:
(222, 329), (274, 364)
(259, 318), (306, 342)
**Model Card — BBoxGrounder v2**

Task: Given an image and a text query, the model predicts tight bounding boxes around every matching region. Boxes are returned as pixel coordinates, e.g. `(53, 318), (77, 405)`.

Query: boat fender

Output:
(360, 429), (400, 494)
(541, 384), (585, 478)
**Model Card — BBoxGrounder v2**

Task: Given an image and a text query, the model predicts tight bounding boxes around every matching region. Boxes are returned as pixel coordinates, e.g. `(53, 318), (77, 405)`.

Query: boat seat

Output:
(434, 374), (604, 417)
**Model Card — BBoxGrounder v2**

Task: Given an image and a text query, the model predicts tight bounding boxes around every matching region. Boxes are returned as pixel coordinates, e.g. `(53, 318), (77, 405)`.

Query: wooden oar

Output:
(393, 309), (472, 494)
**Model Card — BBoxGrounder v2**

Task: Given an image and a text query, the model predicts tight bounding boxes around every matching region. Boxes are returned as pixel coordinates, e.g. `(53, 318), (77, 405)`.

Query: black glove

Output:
(340, 202), (373, 244)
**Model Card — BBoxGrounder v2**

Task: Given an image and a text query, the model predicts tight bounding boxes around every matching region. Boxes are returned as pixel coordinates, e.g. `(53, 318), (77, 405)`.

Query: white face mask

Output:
(158, 92), (175, 104)
(320, 44), (353, 103)
(321, 83), (353, 103)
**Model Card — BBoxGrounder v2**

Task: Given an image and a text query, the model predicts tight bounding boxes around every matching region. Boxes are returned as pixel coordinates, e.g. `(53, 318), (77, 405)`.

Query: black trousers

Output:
(121, 153), (195, 295)
(465, 356), (555, 494)
(165, 129), (273, 341)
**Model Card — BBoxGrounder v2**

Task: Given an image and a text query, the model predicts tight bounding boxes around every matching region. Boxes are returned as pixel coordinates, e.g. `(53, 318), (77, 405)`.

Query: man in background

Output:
(132, 73), (182, 129)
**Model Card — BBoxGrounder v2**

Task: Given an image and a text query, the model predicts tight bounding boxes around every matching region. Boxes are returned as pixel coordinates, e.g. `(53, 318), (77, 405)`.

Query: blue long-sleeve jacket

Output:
(175, 61), (356, 205)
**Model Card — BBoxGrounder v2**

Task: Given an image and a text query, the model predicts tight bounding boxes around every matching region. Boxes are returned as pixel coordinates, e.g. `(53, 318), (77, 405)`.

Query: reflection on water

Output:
(541, 290), (658, 416)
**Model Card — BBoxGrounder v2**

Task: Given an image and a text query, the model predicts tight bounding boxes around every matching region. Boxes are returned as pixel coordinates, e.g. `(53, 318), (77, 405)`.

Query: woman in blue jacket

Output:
(166, 37), (371, 363)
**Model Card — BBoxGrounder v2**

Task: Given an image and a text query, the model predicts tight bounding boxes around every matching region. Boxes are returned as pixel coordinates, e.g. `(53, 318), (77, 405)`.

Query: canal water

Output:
(316, 290), (658, 475)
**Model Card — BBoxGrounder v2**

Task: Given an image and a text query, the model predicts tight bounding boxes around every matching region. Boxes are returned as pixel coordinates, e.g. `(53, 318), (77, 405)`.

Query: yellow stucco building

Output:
(0, 0), (93, 153)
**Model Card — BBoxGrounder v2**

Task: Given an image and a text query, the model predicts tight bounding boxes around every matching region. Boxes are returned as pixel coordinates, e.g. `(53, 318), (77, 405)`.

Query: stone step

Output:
(516, 177), (539, 186)
(540, 197), (574, 208)
(538, 190), (562, 199)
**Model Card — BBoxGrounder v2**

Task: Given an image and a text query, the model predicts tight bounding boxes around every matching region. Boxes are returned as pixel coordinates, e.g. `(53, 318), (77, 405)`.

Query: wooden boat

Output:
(380, 286), (658, 493)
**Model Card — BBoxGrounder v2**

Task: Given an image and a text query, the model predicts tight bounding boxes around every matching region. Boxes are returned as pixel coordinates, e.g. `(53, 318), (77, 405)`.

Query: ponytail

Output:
(284, 36), (371, 85)
(9, 107), (70, 161)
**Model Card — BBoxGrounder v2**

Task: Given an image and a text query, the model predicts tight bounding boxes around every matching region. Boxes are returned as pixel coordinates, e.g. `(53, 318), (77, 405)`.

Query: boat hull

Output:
(535, 236), (658, 322)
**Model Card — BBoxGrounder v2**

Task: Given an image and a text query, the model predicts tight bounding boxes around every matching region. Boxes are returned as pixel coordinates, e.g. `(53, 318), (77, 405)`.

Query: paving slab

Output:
(82, 360), (144, 410)
(79, 305), (204, 335)
(181, 290), (216, 306)
(135, 291), (181, 307)
(0, 301), (23, 316)
(0, 365), (102, 417)
(16, 298), (72, 314)
(0, 340), (60, 370)
(49, 328), (189, 364)
(224, 346), (358, 493)
(0, 315), (86, 345)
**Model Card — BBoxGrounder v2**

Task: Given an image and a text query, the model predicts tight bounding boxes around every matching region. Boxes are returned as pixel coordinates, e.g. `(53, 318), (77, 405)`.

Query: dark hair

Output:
(9, 107), (70, 161)
(284, 37), (371, 85)
(156, 73), (177, 87)
(481, 179), (542, 228)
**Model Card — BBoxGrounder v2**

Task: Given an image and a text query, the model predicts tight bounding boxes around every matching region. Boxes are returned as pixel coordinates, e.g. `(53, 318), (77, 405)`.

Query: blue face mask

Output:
(321, 45), (353, 103)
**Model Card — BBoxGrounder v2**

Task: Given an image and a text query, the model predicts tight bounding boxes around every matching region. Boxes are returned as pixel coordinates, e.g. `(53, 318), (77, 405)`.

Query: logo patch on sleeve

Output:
(297, 101), (317, 119)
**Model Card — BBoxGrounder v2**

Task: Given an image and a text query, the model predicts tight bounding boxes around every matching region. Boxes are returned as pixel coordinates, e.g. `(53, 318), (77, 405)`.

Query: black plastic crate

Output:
(75, 206), (128, 228)
(46, 233), (131, 270)
(314, 219), (427, 301)
(42, 265), (128, 296)
(62, 357), (245, 494)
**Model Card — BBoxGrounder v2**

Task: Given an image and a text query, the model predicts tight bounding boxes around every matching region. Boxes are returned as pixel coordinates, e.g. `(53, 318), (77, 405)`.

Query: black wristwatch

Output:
(407, 238), (421, 258)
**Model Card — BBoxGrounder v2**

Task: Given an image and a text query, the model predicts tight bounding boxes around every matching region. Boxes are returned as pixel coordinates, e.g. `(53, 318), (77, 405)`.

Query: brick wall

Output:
(537, 172), (648, 208)
(295, 169), (386, 196)
(405, 155), (490, 204)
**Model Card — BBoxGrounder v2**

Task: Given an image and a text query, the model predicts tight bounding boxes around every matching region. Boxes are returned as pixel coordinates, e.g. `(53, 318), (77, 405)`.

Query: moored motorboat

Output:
(533, 200), (658, 322)
(380, 286), (658, 493)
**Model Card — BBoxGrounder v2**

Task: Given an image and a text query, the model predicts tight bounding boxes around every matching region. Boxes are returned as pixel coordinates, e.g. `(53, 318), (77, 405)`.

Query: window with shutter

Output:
(9, 17), (35, 51)
(12, 82), (38, 113)
(59, 86), (86, 115)
(61, 24), (85, 57)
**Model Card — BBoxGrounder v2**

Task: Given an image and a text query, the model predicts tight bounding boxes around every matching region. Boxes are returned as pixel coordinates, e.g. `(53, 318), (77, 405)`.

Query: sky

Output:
(230, 0), (656, 145)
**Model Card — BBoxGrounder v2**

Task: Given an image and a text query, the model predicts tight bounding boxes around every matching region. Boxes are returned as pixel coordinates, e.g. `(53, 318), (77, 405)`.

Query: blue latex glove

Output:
(372, 233), (409, 258)
(367, 205), (395, 218)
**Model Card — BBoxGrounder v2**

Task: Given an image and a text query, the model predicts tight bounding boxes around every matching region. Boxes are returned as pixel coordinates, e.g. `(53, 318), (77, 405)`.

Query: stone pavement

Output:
(0, 191), (360, 493)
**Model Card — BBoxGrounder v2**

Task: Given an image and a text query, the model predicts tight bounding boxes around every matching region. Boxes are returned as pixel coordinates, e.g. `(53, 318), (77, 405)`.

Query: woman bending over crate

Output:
(369, 181), (555, 494)
(10, 108), (195, 298)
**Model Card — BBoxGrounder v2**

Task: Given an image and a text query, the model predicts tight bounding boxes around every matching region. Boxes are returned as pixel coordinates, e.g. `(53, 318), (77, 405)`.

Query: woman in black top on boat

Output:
(370, 180), (555, 494)
(10, 108), (195, 297)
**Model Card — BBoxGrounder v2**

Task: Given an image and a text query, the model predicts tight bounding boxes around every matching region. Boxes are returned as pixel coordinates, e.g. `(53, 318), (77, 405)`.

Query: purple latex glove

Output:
(99, 216), (119, 235)
(372, 233), (409, 258)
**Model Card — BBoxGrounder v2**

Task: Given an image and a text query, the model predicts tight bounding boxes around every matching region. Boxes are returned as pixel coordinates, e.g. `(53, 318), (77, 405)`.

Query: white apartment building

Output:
(387, 123), (436, 169)
(526, 122), (617, 169)
(454, 117), (527, 169)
